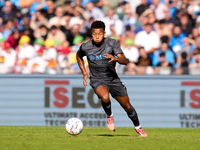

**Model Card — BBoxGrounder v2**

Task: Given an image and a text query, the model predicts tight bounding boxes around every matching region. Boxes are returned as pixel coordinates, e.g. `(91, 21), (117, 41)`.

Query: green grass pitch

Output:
(0, 126), (199, 150)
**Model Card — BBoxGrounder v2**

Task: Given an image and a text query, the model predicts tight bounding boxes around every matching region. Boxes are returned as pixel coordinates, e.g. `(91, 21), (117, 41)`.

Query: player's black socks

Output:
(127, 107), (140, 127)
(101, 100), (112, 116)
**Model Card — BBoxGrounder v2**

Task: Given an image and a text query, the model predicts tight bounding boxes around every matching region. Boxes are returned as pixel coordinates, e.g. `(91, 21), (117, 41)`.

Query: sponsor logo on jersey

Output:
(88, 54), (107, 61)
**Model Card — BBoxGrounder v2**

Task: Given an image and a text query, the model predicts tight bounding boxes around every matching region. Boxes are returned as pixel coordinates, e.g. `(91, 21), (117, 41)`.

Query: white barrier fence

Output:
(0, 75), (200, 128)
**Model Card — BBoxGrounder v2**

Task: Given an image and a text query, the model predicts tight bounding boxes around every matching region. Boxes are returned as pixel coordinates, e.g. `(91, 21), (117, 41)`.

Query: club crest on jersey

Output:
(89, 55), (95, 61)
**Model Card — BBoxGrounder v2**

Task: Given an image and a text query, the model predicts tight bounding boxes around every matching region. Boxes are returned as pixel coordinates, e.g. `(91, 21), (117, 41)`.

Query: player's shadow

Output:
(96, 134), (132, 137)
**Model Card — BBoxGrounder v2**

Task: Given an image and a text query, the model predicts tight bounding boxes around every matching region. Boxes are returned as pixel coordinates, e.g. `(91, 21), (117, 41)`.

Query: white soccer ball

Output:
(65, 118), (83, 135)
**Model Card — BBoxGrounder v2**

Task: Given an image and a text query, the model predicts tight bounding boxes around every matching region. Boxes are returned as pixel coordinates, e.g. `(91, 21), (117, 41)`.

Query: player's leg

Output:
(115, 96), (140, 127)
(95, 85), (112, 116)
(95, 85), (115, 131)
(115, 96), (147, 137)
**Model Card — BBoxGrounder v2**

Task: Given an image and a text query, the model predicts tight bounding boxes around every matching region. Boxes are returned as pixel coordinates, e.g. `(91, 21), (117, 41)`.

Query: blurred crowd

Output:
(0, 0), (200, 75)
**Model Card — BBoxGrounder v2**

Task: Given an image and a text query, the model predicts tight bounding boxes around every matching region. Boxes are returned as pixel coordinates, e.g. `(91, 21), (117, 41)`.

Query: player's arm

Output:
(104, 53), (128, 65)
(76, 52), (88, 87)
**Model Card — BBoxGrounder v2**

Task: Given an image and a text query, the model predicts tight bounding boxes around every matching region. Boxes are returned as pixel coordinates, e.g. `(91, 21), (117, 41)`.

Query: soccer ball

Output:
(65, 118), (83, 135)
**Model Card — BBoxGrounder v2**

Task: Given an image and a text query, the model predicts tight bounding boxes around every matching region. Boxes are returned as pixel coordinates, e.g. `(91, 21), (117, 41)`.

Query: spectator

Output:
(34, 25), (48, 41)
(33, 38), (43, 53)
(154, 19), (172, 39)
(70, 35), (84, 73)
(29, 46), (47, 74)
(175, 4), (189, 21)
(124, 62), (137, 75)
(2, 19), (14, 40)
(153, 42), (175, 66)
(29, 0), (48, 15)
(123, 39), (139, 63)
(134, 23), (160, 54)
(19, 15), (30, 33)
(169, 25), (187, 54)
(135, 16), (149, 33)
(5, 28), (21, 49)
(179, 13), (193, 37)
(176, 37), (194, 68)
(67, 24), (82, 46)
(43, 39), (58, 74)
(86, 2), (105, 21)
(150, 0), (166, 20)
(47, 25), (66, 44)
(30, 9), (48, 31)
(43, 39), (57, 62)
(0, 0), (16, 24)
(109, 24), (121, 42)
(136, 46), (153, 74)
(17, 35), (35, 74)
(60, 14), (72, 40)
(18, 35), (35, 61)
(191, 27), (199, 40)
(0, 0), (20, 9)
(138, 9), (157, 30)
(164, 7), (179, 28)
(48, 6), (66, 28)
(114, 1), (129, 20)
(72, 35), (84, 52)
(189, 47), (200, 75)
(148, 8), (157, 25)
(69, 6), (89, 28)
(57, 41), (72, 74)
(78, 18), (90, 38)
(20, 16), (35, 44)
(176, 52), (189, 74)
(120, 25), (135, 49)
(64, 1), (74, 16)
(122, 8), (137, 29)
(46, 0), (56, 19)
(155, 52), (173, 75)
(69, 8), (82, 29)
(0, 42), (16, 73)
(137, 46), (152, 66)
(103, 8), (124, 37)
(187, 0), (200, 18)
(136, 0), (150, 18)
(181, 54), (189, 71)
(96, 0), (119, 15)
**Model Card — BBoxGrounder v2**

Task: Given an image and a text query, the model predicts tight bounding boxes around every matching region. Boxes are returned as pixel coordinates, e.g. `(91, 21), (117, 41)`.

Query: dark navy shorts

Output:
(90, 79), (128, 98)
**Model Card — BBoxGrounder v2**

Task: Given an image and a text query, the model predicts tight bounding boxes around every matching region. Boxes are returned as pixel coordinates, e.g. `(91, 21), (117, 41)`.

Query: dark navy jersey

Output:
(77, 38), (124, 81)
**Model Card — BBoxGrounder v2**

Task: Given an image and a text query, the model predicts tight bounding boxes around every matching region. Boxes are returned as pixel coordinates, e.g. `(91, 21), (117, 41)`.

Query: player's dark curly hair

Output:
(91, 20), (105, 31)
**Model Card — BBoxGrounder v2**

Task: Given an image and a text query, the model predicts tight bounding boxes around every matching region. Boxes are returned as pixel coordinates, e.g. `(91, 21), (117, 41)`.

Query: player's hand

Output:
(104, 53), (117, 62)
(83, 73), (88, 87)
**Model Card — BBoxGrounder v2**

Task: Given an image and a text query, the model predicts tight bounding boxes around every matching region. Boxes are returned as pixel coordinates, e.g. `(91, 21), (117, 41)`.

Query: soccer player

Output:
(76, 20), (147, 137)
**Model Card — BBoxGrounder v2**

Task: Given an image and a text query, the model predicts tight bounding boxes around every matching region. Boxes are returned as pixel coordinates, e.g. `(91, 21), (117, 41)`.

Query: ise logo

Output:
(44, 80), (101, 108)
(180, 81), (200, 109)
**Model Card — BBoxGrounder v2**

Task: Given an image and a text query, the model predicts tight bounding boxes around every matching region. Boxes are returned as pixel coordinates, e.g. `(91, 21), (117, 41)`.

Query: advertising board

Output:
(0, 75), (199, 128)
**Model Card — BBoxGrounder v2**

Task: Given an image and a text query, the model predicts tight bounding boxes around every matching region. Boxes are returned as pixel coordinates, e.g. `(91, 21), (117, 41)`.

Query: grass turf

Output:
(0, 126), (199, 150)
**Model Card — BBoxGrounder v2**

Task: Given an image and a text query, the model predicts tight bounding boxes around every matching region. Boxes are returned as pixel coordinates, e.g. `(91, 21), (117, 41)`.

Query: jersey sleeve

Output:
(112, 40), (124, 56)
(77, 45), (85, 60)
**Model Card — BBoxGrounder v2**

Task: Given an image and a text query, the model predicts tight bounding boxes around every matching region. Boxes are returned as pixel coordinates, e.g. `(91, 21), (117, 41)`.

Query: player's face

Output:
(91, 28), (105, 44)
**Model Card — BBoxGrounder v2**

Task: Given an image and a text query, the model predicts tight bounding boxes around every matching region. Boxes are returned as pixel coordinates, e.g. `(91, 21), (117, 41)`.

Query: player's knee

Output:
(124, 104), (132, 112)
(100, 93), (110, 102)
